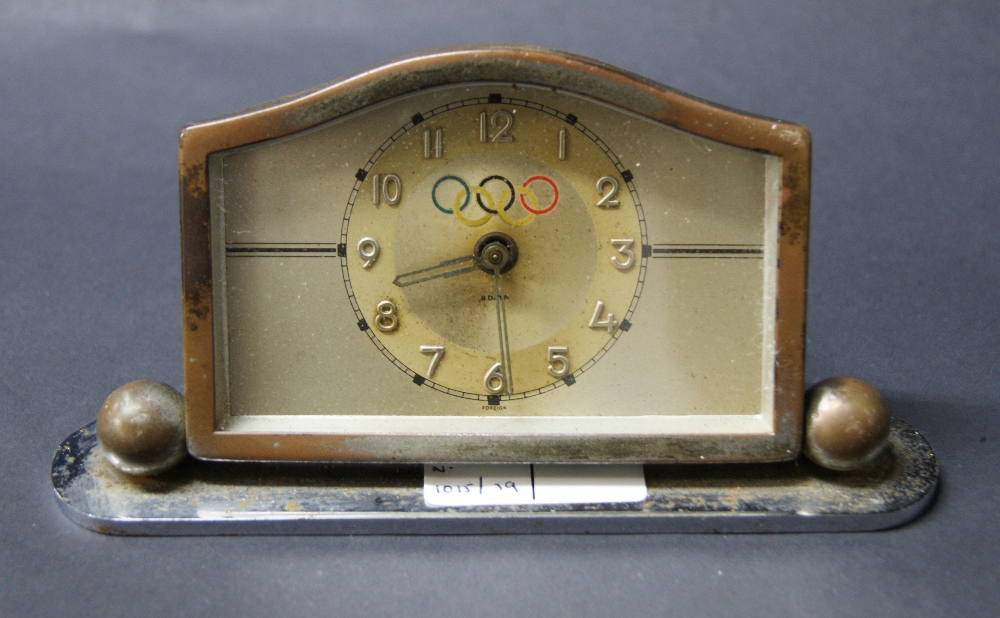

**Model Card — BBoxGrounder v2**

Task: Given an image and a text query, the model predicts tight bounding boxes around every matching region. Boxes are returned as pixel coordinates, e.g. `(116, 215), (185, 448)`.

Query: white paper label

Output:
(423, 464), (647, 507)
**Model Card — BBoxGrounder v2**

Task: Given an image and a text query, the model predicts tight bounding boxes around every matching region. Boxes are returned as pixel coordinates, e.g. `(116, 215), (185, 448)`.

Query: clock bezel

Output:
(179, 45), (810, 463)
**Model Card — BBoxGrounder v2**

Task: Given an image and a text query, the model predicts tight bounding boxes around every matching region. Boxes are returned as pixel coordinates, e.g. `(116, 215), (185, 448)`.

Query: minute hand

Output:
(492, 267), (514, 395)
(393, 255), (478, 287)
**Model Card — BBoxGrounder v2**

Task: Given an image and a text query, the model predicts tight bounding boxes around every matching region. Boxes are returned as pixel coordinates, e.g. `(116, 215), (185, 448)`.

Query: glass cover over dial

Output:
(183, 48), (808, 463)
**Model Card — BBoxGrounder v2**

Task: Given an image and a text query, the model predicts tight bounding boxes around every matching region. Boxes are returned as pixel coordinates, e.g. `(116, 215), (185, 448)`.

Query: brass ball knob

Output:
(803, 376), (891, 471)
(96, 380), (186, 476)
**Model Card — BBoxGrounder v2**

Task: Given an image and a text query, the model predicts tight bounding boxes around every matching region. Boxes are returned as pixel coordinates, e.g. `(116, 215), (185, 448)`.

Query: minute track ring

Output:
(341, 92), (647, 402)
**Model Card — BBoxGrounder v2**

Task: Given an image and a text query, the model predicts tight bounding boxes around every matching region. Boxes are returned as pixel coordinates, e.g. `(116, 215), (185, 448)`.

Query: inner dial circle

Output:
(396, 152), (597, 352)
(344, 98), (643, 399)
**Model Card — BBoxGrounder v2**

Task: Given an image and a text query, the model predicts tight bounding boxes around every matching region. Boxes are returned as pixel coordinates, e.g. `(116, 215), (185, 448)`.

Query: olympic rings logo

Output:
(431, 175), (559, 227)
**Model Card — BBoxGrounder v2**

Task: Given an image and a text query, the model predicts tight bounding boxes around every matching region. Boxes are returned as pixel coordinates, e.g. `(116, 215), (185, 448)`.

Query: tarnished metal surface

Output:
(804, 376), (891, 470)
(52, 419), (936, 535)
(179, 45), (810, 464)
(96, 380), (186, 476)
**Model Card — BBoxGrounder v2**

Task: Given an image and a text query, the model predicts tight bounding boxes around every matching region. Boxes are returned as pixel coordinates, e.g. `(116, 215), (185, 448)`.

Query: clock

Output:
(53, 46), (939, 534)
(177, 45), (809, 464)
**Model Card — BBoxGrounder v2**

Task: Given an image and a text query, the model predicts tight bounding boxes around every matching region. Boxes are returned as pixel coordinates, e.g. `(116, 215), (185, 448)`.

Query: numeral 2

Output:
(596, 176), (619, 208)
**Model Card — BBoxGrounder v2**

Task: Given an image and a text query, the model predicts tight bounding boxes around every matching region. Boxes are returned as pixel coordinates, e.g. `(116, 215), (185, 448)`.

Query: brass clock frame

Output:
(178, 45), (810, 464)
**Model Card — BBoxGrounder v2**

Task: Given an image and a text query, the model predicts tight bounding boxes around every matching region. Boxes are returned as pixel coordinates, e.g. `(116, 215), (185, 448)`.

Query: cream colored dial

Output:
(343, 94), (645, 400)
(190, 47), (799, 463)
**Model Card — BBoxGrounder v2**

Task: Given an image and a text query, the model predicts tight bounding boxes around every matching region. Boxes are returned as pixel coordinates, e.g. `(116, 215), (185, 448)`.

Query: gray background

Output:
(2, 1), (997, 616)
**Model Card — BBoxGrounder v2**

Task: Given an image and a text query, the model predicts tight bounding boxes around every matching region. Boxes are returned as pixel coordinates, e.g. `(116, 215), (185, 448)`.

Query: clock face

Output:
(343, 97), (644, 401)
(181, 48), (809, 463)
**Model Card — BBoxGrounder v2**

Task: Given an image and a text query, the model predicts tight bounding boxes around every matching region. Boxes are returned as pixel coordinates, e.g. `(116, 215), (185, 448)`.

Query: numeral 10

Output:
(371, 173), (402, 205)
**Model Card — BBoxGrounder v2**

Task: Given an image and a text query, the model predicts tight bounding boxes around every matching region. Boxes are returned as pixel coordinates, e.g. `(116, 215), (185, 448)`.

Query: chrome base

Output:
(52, 419), (937, 535)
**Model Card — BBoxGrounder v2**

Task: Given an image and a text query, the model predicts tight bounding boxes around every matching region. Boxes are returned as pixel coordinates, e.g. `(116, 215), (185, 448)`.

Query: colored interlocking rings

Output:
(431, 176), (470, 214)
(520, 176), (559, 214)
(476, 175), (516, 214)
(431, 174), (559, 227)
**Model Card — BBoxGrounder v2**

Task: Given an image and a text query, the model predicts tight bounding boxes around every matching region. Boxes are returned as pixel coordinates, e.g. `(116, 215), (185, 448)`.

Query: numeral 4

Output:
(588, 301), (618, 334)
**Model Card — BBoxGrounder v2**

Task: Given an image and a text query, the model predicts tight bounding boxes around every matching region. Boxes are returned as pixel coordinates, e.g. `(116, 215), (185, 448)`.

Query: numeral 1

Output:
(558, 128), (567, 160)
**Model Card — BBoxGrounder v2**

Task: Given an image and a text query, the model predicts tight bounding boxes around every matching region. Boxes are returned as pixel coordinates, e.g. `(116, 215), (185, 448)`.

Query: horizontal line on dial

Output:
(226, 243), (341, 257)
(651, 243), (763, 258)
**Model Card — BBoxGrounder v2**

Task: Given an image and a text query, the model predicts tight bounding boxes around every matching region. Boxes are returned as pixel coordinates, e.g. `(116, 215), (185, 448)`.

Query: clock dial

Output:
(180, 47), (809, 463)
(209, 82), (779, 422)
(343, 99), (644, 400)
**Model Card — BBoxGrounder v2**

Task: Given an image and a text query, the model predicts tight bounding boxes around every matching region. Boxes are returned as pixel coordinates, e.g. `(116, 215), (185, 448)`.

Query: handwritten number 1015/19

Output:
(434, 483), (474, 493)
(432, 479), (519, 494)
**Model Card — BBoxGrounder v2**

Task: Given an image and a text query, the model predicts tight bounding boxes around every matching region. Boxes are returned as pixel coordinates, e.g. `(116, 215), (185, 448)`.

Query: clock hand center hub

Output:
(472, 231), (518, 275)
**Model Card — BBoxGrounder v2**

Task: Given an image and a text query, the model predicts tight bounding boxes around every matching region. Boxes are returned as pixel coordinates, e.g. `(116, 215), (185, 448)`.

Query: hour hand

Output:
(393, 254), (478, 287)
